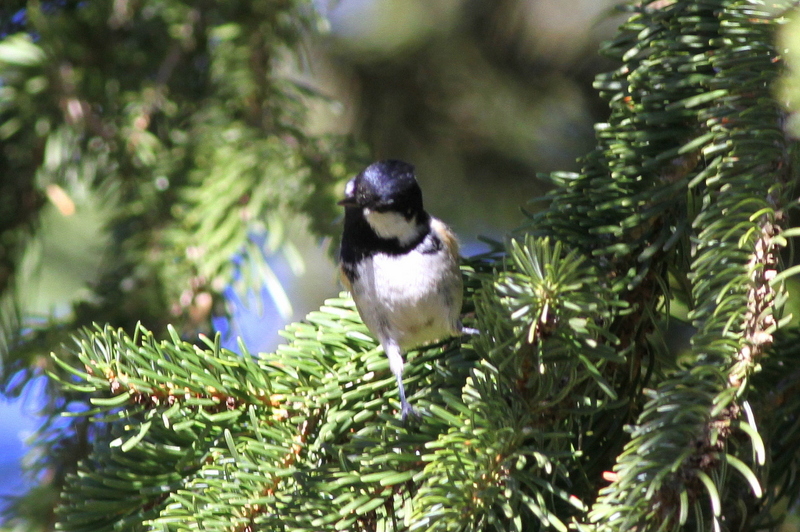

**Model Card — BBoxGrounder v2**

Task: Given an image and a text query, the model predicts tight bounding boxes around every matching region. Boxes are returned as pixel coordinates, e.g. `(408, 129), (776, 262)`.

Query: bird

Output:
(338, 160), (464, 419)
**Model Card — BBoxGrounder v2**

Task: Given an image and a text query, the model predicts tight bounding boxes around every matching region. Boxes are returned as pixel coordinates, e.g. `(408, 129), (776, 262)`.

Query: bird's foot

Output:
(400, 400), (420, 421)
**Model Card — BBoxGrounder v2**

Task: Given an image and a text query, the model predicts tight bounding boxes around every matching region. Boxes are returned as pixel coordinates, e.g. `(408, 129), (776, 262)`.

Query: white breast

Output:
(351, 232), (462, 351)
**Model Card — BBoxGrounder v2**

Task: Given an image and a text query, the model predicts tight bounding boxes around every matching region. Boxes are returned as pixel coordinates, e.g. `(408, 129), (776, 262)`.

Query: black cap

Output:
(339, 160), (423, 216)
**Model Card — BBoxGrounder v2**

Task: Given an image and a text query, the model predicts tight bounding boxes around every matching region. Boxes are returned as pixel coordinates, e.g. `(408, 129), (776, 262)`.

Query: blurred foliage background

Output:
(0, 0), (622, 528)
(0, 0), (623, 351)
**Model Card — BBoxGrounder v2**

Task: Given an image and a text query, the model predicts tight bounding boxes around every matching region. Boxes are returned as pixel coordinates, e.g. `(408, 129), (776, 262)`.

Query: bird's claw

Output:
(400, 401), (420, 421)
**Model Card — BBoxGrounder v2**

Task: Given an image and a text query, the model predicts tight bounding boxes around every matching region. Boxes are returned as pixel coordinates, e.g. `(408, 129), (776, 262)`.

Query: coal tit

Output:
(338, 160), (464, 419)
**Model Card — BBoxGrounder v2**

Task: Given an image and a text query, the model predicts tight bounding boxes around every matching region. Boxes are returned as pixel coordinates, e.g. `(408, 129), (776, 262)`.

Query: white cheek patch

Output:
(364, 209), (421, 246)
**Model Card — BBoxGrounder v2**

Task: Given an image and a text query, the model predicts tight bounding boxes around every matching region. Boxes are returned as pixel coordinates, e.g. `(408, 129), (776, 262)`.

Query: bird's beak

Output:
(338, 196), (358, 207)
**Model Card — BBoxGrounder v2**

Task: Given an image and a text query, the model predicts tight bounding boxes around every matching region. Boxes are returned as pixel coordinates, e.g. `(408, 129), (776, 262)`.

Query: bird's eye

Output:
(373, 201), (395, 213)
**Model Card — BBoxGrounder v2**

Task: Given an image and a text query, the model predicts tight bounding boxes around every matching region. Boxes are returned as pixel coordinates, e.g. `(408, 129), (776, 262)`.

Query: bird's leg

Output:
(385, 343), (418, 420)
(396, 373), (417, 420)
